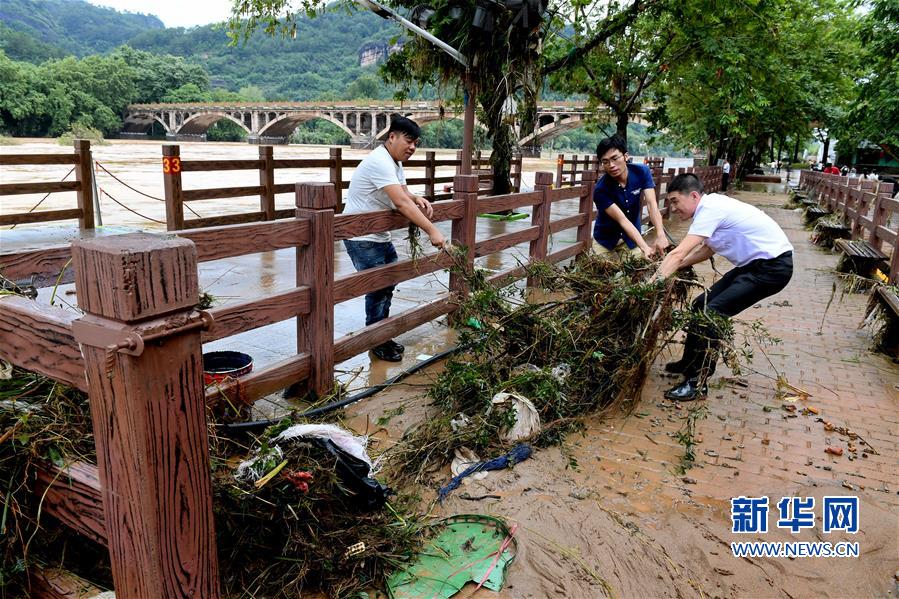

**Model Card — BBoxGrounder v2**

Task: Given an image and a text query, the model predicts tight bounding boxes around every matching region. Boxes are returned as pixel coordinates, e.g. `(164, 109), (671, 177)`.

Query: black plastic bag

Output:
(315, 438), (390, 511)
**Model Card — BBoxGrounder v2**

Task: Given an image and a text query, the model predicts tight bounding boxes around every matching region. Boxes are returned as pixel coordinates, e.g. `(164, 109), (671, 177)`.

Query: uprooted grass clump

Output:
(863, 285), (899, 359)
(211, 419), (426, 598)
(810, 215), (849, 248)
(0, 365), (105, 590)
(384, 251), (697, 485)
(0, 368), (426, 597)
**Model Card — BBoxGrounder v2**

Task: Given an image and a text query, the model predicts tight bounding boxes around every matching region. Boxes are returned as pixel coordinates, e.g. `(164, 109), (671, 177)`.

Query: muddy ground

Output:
(340, 189), (898, 599)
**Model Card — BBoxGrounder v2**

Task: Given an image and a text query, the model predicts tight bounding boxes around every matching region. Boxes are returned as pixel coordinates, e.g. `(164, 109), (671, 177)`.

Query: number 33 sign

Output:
(162, 157), (182, 174)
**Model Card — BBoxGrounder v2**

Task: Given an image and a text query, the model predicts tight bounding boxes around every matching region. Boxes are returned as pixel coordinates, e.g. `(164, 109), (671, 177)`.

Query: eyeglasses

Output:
(600, 154), (625, 167)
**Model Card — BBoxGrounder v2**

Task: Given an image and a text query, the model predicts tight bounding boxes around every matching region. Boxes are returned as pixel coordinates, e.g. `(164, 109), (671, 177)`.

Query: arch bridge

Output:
(122, 101), (649, 154)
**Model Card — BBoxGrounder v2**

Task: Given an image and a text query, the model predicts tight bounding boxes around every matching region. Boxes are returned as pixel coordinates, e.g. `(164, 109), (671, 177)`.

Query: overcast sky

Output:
(87, 0), (232, 28)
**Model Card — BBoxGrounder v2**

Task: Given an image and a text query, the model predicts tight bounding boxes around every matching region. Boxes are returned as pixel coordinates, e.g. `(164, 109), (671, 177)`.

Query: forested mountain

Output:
(0, 0), (163, 57)
(126, 12), (401, 101)
(0, 0), (402, 101)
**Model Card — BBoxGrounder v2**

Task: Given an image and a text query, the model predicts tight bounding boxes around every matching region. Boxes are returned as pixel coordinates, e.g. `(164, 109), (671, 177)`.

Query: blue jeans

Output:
(343, 240), (398, 326)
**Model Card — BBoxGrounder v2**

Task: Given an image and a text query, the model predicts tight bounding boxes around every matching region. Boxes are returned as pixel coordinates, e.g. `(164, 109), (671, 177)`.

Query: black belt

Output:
(743, 251), (792, 269)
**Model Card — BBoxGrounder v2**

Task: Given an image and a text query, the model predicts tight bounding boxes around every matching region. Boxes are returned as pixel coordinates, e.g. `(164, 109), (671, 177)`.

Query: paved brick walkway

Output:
(585, 188), (898, 506)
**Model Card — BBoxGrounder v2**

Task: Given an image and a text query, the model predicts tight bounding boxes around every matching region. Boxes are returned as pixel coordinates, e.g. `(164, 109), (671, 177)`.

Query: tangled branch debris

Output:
(383, 252), (697, 485)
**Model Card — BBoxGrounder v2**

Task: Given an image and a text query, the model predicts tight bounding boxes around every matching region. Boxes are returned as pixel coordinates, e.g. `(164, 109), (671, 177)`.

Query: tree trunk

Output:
(518, 75), (540, 155)
(792, 137), (801, 163)
(489, 121), (515, 195)
(616, 111), (629, 145)
(821, 136), (831, 164)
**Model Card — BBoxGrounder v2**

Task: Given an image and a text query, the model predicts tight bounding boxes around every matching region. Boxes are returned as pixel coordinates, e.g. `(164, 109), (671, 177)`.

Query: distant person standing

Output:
(342, 115), (446, 362)
(591, 134), (669, 258)
(721, 159), (731, 191)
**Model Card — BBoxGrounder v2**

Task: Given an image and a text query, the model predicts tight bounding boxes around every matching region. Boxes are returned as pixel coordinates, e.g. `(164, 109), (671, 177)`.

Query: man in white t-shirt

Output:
(653, 173), (793, 400)
(721, 159), (731, 191)
(343, 115), (446, 362)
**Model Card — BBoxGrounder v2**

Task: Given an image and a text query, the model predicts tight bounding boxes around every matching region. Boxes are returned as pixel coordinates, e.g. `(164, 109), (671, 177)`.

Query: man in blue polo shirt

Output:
(592, 134), (669, 257)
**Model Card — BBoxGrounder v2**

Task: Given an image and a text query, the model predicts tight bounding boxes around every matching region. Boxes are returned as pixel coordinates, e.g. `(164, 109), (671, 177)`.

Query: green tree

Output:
(546, 2), (684, 144)
(111, 46), (209, 104)
(0, 52), (48, 134)
(835, 0), (898, 162)
(345, 73), (389, 100)
(35, 55), (137, 135)
(290, 118), (351, 144)
(161, 83), (208, 103)
(238, 85), (267, 102)
(649, 0), (859, 177)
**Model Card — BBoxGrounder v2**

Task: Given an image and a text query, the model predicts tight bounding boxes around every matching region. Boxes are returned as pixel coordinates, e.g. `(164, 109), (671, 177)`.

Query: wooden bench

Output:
(811, 218), (851, 248)
(803, 205), (829, 225)
(800, 195), (818, 207)
(876, 285), (899, 315)
(872, 286), (899, 358)
(835, 238), (889, 276)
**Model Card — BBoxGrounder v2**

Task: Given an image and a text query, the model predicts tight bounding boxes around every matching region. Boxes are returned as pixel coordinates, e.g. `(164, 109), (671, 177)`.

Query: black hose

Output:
(217, 344), (462, 434)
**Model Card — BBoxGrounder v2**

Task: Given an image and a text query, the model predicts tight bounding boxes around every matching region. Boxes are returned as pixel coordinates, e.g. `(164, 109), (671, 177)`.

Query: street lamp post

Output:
(353, 0), (476, 175)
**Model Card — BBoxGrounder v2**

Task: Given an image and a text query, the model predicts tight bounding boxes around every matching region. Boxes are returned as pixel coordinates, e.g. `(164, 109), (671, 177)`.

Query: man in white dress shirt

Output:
(654, 173), (794, 400)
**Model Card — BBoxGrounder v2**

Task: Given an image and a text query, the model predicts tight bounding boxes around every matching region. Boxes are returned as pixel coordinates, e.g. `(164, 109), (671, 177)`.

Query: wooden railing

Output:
(0, 169), (594, 597)
(0, 140), (96, 229)
(799, 170), (898, 281)
(162, 145), (522, 230)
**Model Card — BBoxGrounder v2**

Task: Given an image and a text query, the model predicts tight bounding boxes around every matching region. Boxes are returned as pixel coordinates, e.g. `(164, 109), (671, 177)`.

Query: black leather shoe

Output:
(384, 339), (405, 354)
(371, 343), (403, 362)
(664, 378), (708, 401)
(664, 360), (687, 374)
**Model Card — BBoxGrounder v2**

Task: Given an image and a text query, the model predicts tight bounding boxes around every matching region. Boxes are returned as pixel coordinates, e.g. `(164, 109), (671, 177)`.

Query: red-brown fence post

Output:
(424, 150), (436, 199)
(71, 232), (219, 598)
(527, 171), (555, 287)
(854, 190), (871, 239)
(512, 154), (523, 193)
(259, 146), (275, 220)
(450, 174), (479, 303)
(329, 147), (344, 213)
(556, 153), (565, 187)
(869, 193), (887, 251)
(578, 170), (598, 256)
(162, 145), (184, 230)
(74, 139), (95, 231)
(296, 183), (335, 398)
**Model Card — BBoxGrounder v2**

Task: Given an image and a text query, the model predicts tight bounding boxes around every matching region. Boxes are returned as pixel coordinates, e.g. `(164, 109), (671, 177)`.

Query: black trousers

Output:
(679, 251), (793, 380)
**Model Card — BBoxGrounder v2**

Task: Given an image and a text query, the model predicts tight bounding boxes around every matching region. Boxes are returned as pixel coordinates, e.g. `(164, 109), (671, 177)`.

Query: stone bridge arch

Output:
(258, 112), (355, 143)
(519, 113), (586, 148)
(176, 112), (252, 138)
(121, 112), (171, 135)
